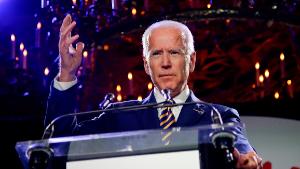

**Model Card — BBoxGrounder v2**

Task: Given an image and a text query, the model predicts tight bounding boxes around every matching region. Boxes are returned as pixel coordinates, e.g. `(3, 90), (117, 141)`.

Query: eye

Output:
(169, 50), (181, 56)
(151, 50), (162, 57)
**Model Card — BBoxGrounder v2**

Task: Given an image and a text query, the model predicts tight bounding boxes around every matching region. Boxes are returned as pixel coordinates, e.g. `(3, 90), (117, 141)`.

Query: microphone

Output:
(98, 93), (115, 109)
(209, 105), (236, 169)
(211, 106), (223, 125)
(161, 89), (172, 101)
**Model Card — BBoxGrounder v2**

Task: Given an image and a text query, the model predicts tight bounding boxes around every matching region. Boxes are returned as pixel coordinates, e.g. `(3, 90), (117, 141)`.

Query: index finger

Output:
(60, 14), (72, 33)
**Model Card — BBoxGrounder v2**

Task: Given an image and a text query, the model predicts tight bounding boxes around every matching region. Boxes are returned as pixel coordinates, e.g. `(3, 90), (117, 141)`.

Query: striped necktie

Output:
(159, 100), (176, 145)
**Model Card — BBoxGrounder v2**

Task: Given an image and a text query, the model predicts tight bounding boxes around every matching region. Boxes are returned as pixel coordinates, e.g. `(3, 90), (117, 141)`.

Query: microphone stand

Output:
(209, 107), (237, 169)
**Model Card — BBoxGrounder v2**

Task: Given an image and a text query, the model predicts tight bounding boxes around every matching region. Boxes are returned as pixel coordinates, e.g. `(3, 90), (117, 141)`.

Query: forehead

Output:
(149, 27), (184, 49)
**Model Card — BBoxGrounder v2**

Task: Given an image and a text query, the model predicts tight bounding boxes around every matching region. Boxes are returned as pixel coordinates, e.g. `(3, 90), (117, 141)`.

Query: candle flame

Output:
(274, 92), (279, 99)
(117, 94), (122, 101)
(137, 96), (143, 101)
(116, 85), (121, 92)
(255, 62), (260, 70)
(20, 43), (25, 51)
(287, 80), (292, 85)
(37, 22), (42, 29)
(264, 69), (269, 78)
(131, 8), (137, 15)
(207, 3), (211, 8)
(11, 34), (16, 42)
(147, 82), (153, 90)
(44, 67), (50, 76)
(23, 49), (28, 57)
(280, 53), (285, 61)
(83, 51), (88, 58)
(128, 72), (133, 80)
(259, 75), (264, 83)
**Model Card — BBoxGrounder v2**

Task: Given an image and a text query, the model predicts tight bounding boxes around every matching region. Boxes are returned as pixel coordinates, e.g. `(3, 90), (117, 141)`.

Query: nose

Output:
(161, 53), (171, 69)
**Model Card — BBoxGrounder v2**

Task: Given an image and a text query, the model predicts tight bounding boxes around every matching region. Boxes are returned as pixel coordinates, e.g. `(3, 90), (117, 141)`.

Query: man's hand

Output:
(234, 148), (263, 169)
(58, 14), (84, 82)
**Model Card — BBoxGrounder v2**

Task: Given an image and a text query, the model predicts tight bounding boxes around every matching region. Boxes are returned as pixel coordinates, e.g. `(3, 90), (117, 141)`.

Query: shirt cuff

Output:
(53, 76), (78, 91)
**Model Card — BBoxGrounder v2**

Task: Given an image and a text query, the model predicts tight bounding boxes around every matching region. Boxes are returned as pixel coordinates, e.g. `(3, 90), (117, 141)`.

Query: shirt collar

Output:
(153, 86), (190, 104)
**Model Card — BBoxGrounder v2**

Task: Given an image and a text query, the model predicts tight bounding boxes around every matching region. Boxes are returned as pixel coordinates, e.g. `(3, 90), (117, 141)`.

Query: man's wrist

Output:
(54, 75), (78, 91)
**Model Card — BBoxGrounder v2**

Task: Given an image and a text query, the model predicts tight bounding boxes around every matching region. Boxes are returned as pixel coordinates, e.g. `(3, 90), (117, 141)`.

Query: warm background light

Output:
(44, 67), (50, 76)
(103, 44), (109, 51)
(116, 85), (121, 92)
(23, 49), (28, 56)
(11, 34), (16, 42)
(128, 72), (133, 80)
(255, 62), (260, 70)
(117, 94), (122, 101)
(207, 3), (211, 9)
(20, 43), (25, 51)
(131, 8), (137, 15)
(147, 82), (153, 90)
(287, 80), (292, 85)
(259, 75), (264, 83)
(83, 51), (88, 58)
(137, 96), (142, 101)
(264, 69), (269, 78)
(280, 52), (285, 61)
(37, 22), (42, 29)
(274, 92), (280, 99)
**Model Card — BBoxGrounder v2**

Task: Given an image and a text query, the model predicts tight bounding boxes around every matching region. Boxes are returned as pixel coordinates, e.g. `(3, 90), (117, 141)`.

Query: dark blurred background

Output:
(0, 0), (300, 168)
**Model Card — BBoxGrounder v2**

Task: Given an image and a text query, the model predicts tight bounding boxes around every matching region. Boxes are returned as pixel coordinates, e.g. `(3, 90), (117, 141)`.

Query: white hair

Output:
(142, 20), (195, 58)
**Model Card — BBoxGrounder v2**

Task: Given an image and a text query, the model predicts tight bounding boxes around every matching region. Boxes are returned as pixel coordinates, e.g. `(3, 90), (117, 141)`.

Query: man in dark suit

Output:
(45, 14), (262, 169)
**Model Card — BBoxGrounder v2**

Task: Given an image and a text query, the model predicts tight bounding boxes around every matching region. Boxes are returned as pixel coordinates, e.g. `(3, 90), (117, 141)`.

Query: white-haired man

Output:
(45, 14), (262, 169)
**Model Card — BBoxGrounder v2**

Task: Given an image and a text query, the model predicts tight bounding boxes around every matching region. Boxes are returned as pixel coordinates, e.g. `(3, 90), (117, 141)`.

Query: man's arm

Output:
(44, 14), (84, 137)
(214, 104), (262, 169)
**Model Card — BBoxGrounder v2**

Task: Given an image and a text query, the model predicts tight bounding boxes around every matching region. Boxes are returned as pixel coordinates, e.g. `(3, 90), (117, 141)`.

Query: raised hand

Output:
(58, 14), (84, 82)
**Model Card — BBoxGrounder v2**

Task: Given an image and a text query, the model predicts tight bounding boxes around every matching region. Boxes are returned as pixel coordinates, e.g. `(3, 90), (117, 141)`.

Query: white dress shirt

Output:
(153, 87), (190, 121)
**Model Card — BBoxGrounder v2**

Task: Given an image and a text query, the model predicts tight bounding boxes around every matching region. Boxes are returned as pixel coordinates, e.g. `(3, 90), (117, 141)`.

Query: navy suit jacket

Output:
(45, 82), (253, 154)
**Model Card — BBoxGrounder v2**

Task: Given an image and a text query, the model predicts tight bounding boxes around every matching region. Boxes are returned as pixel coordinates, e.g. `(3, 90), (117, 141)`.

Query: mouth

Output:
(159, 74), (175, 78)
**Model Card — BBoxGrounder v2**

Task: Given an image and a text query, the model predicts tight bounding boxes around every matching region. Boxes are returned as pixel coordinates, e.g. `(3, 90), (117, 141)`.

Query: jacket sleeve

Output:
(44, 80), (78, 137)
(213, 104), (254, 154)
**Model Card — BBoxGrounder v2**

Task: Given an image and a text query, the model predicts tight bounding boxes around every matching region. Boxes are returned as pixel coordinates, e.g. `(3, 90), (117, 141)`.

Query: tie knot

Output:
(166, 99), (175, 105)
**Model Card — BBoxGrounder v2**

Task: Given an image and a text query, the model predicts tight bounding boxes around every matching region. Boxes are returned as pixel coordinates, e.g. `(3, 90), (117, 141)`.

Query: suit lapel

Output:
(140, 91), (161, 129)
(176, 91), (210, 127)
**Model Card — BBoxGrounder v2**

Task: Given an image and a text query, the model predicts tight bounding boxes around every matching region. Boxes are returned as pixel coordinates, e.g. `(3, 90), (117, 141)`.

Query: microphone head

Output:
(104, 93), (115, 101)
(161, 89), (171, 100)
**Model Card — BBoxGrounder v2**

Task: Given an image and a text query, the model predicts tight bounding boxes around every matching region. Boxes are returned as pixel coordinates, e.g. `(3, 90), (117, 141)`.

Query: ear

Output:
(189, 52), (196, 72)
(143, 57), (150, 75)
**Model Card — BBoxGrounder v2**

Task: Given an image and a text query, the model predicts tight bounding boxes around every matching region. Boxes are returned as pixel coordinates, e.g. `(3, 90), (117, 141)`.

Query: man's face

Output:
(144, 27), (196, 97)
